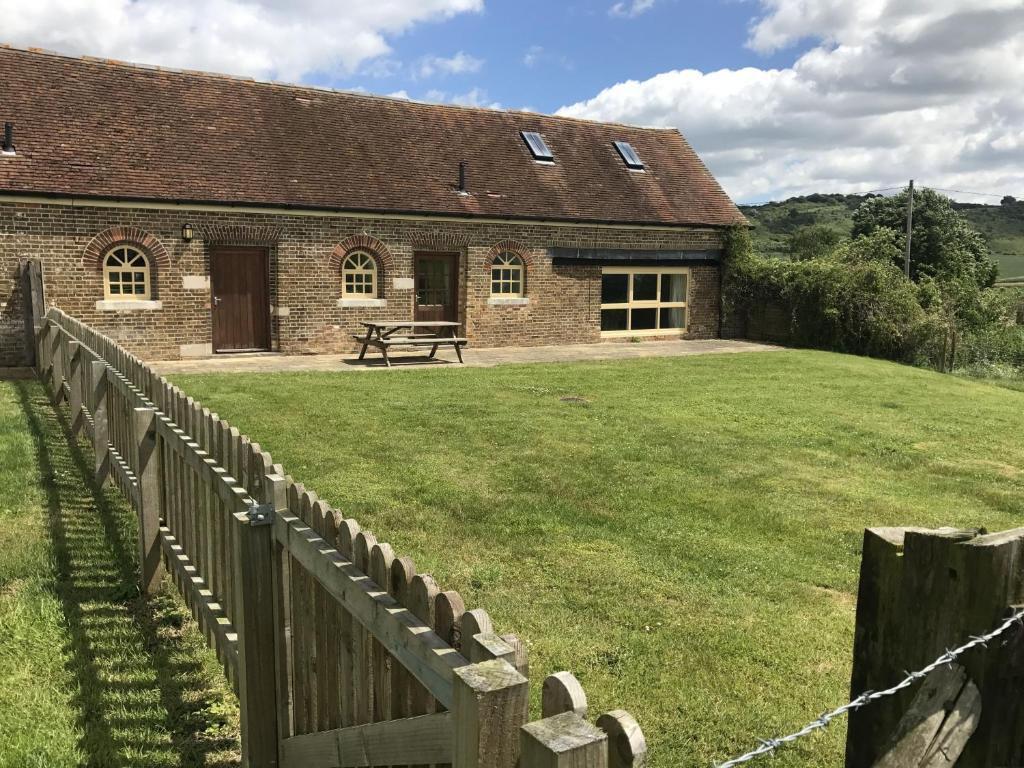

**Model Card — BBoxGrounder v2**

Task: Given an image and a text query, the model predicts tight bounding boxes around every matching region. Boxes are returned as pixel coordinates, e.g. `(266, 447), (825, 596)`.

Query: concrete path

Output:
(152, 338), (781, 375)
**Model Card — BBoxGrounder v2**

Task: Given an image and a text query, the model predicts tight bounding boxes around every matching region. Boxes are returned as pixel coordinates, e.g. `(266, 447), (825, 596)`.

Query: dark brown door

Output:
(415, 253), (459, 322)
(210, 246), (271, 353)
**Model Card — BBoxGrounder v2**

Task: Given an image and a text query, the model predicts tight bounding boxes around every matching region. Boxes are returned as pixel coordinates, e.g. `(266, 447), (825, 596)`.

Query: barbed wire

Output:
(713, 606), (1024, 768)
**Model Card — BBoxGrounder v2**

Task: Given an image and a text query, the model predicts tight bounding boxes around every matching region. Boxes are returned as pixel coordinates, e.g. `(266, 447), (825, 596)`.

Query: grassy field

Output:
(0, 377), (239, 768)
(176, 350), (1024, 768)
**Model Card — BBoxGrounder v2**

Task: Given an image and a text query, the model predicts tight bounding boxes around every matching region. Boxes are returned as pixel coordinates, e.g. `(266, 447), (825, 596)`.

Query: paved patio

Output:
(152, 338), (781, 374)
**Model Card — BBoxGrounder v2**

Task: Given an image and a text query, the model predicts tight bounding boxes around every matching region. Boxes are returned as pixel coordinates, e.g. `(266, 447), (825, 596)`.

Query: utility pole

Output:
(904, 180), (915, 279)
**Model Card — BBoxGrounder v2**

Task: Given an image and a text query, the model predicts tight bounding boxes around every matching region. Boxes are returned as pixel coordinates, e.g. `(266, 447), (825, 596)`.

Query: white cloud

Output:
(561, 0), (1024, 202)
(4, 0), (483, 82)
(523, 45), (544, 68)
(414, 51), (484, 79)
(609, 0), (656, 19)
(422, 87), (502, 110)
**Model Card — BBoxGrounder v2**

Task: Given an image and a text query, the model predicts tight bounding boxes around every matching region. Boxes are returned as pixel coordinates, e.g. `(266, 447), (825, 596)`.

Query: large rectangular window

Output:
(600, 267), (688, 336)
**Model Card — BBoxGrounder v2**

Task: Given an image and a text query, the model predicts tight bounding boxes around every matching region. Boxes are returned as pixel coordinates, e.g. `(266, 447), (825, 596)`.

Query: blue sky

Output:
(321, 1), (793, 114)
(7, 1), (1024, 203)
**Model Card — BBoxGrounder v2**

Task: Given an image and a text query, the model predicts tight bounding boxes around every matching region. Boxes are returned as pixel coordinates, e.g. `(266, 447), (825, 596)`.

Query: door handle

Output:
(213, 296), (222, 306)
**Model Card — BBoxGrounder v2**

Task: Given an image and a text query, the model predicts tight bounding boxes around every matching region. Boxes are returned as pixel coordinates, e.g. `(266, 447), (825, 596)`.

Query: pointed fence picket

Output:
(33, 306), (648, 768)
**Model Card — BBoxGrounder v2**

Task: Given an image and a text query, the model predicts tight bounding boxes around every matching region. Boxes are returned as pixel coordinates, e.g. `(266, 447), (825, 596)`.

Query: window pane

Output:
(660, 307), (685, 329)
(109, 283), (121, 294)
(601, 273), (629, 304)
(600, 308), (628, 331)
(633, 274), (657, 301)
(134, 284), (145, 294)
(631, 308), (657, 330)
(661, 273), (687, 303)
(121, 271), (132, 281)
(134, 272), (145, 282)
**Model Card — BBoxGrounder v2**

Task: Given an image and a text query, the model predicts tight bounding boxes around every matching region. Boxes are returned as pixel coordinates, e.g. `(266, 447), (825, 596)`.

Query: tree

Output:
(832, 228), (902, 265)
(1001, 195), (1017, 207)
(788, 225), (842, 261)
(852, 187), (998, 288)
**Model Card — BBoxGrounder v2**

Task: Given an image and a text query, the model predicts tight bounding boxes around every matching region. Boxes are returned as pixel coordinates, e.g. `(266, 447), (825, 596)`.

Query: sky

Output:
(6, 0), (1024, 204)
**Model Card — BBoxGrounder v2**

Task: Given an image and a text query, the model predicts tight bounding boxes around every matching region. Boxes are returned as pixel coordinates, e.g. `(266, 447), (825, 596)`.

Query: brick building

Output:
(0, 45), (745, 365)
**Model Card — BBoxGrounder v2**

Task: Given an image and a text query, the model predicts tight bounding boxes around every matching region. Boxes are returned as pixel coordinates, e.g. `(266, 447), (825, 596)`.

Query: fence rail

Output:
(34, 306), (647, 768)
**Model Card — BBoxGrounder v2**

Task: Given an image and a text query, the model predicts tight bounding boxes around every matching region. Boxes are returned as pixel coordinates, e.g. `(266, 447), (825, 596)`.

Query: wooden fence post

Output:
(234, 473), (282, 767)
(521, 712), (608, 768)
(49, 323), (64, 404)
(67, 341), (84, 435)
(90, 361), (110, 486)
(846, 526), (1024, 768)
(20, 259), (45, 367)
(452, 659), (529, 768)
(133, 407), (165, 594)
(264, 472), (293, 749)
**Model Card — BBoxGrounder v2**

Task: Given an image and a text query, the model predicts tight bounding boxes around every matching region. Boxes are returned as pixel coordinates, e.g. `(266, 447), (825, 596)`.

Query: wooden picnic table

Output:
(353, 320), (467, 367)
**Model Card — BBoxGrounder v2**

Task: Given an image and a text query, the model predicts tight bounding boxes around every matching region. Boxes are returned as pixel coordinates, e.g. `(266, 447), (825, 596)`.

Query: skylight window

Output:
(614, 141), (645, 170)
(521, 131), (554, 162)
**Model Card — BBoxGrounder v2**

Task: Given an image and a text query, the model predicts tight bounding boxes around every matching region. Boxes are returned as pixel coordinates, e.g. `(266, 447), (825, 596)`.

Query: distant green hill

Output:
(739, 193), (1024, 281)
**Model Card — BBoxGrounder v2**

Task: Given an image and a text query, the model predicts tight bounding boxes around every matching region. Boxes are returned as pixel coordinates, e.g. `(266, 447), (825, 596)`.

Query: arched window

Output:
(103, 246), (151, 300)
(342, 251), (378, 298)
(490, 252), (524, 297)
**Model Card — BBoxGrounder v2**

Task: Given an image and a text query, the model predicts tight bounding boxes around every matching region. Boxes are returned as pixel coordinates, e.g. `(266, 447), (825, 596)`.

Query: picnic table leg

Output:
(357, 327), (374, 360)
(454, 342), (464, 364)
(429, 344), (439, 359)
(380, 344), (393, 368)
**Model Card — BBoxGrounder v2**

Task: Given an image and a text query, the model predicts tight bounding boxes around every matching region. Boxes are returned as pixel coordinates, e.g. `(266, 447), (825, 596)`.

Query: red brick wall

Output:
(0, 200), (725, 363)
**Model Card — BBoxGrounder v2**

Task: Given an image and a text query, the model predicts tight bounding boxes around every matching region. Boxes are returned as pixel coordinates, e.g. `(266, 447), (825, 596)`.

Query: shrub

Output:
(724, 236), (926, 361)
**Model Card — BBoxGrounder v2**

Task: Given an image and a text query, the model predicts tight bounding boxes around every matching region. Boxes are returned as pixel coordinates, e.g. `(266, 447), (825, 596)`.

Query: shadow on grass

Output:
(16, 380), (240, 767)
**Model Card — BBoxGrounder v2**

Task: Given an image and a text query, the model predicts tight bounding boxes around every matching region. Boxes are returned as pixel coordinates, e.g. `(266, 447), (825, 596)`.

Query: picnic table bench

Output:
(352, 320), (467, 367)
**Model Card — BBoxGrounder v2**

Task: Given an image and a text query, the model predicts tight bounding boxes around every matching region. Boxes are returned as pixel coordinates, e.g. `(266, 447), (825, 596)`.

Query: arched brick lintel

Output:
(485, 240), (534, 268)
(329, 234), (395, 273)
(83, 226), (170, 271)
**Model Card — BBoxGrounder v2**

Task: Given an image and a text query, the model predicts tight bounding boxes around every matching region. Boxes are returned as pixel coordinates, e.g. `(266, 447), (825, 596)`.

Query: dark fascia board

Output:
(550, 247), (722, 265)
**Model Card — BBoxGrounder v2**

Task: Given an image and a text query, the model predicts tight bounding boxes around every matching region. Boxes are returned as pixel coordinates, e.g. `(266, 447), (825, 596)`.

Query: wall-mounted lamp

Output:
(181, 222), (194, 242)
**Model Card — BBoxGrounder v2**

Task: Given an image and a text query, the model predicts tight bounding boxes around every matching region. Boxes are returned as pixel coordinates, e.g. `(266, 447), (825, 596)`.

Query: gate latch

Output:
(247, 502), (274, 526)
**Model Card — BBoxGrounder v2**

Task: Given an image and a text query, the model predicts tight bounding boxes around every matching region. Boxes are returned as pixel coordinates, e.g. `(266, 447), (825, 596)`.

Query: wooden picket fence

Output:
(33, 306), (647, 768)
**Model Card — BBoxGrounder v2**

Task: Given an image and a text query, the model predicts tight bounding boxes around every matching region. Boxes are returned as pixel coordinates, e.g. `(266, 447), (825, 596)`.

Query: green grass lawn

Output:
(0, 378), (239, 768)
(175, 350), (1024, 768)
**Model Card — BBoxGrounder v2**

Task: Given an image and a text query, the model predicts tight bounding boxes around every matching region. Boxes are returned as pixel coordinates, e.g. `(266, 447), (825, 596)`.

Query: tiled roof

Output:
(0, 45), (746, 228)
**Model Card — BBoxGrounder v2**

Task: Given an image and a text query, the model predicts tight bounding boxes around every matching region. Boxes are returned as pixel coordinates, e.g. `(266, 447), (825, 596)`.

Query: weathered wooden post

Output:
(49, 322), (65, 404)
(453, 659), (529, 768)
(233, 458), (282, 767)
(90, 361), (110, 486)
(264, 471), (293, 748)
(846, 526), (1024, 768)
(521, 712), (609, 768)
(20, 259), (45, 367)
(133, 406), (165, 594)
(67, 341), (84, 435)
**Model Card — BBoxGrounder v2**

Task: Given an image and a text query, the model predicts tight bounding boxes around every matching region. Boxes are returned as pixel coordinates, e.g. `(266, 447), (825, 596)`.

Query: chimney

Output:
(457, 161), (467, 194)
(1, 123), (12, 154)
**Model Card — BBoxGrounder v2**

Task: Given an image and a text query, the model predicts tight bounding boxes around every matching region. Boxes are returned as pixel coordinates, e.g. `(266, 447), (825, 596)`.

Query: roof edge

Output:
(0, 189), (743, 230)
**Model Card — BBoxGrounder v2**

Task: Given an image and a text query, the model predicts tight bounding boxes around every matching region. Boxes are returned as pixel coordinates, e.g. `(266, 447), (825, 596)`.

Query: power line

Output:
(928, 186), (1007, 199)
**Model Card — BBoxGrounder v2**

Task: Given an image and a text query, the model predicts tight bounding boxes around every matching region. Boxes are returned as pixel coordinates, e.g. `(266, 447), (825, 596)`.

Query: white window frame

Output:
(341, 251), (378, 298)
(490, 253), (525, 298)
(599, 266), (689, 337)
(103, 246), (152, 301)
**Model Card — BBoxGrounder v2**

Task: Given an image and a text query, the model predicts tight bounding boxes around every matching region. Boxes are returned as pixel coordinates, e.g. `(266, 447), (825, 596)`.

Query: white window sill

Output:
(487, 297), (529, 306)
(337, 298), (387, 308)
(95, 299), (162, 311)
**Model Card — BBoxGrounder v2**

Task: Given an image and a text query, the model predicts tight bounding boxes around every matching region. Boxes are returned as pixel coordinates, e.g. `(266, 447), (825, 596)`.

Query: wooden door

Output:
(210, 246), (271, 353)
(414, 253), (458, 322)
